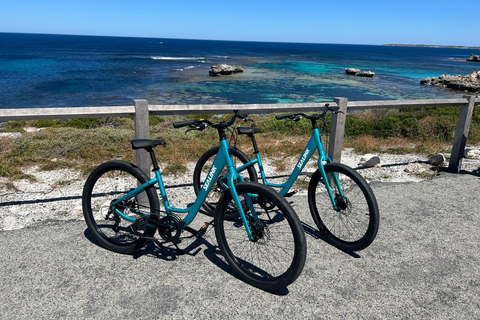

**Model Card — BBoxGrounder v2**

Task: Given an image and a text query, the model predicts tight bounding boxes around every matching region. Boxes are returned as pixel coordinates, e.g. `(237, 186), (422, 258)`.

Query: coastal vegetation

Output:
(1, 105), (479, 184)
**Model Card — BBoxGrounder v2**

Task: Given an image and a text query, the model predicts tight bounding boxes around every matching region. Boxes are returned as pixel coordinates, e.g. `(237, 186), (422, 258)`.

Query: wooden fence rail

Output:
(1, 96), (479, 175)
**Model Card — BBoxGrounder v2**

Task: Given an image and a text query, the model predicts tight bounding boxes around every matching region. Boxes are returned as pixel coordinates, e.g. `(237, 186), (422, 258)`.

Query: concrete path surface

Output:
(1, 171), (479, 319)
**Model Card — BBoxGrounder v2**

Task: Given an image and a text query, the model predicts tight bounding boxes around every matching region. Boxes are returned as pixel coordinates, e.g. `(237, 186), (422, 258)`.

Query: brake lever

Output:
(286, 116), (301, 122)
(185, 123), (206, 134)
(238, 113), (253, 122)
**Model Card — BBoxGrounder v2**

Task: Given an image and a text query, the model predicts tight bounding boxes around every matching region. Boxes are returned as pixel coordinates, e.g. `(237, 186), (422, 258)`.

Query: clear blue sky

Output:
(1, 0), (478, 46)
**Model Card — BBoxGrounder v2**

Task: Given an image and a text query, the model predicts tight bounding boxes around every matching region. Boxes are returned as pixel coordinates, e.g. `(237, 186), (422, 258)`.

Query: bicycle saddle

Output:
(131, 139), (166, 150)
(237, 127), (264, 135)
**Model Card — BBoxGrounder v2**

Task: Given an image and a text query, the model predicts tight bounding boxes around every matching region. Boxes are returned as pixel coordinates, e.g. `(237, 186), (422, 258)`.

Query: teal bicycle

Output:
(82, 111), (306, 291)
(193, 105), (379, 252)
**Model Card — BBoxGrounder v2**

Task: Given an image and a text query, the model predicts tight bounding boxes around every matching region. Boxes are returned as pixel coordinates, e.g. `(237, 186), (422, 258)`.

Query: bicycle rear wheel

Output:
(308, 163), (379, 252)
(214, 182), (306, 291)
(82, 160), (160, 253)
(193, 146), (257, 219)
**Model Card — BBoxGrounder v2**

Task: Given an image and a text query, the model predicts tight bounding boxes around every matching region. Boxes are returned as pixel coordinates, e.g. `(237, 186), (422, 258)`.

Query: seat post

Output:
(248, 134), (260, 154)
(147, 148), (160, 172)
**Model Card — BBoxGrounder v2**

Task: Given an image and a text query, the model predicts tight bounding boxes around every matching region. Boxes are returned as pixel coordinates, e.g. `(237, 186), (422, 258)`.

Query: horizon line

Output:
(3, 31), (480, 49)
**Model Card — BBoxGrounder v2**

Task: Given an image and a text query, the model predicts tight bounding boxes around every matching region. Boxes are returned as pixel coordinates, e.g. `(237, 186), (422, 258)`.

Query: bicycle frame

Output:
(110, 138), (258, 239)
(235, 127), (344, 210)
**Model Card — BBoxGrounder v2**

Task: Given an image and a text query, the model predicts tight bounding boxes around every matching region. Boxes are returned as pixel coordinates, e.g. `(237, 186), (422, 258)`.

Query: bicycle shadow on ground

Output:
(301, 221), (360, 258)
(443, 166), (480, 178)
(82, 219), (213, 262)
(82, 217), (290, 295)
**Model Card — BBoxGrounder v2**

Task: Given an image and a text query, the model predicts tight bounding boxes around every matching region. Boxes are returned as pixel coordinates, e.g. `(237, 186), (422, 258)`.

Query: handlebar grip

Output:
(275, 113), (293, 120)
(173, 120), (196, 128)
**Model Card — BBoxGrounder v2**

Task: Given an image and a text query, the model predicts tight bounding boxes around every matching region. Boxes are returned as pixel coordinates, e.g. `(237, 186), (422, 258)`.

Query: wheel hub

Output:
(335, 194), (350, 211)
(249, 220), (269, 242)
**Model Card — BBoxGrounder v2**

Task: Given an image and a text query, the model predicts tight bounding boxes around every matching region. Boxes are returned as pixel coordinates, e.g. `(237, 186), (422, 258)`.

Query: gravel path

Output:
(1, 165), (479, 319)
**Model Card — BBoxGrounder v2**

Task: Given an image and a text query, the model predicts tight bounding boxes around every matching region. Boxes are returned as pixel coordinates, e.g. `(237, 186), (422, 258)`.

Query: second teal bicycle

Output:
(193, 105), (380, 252)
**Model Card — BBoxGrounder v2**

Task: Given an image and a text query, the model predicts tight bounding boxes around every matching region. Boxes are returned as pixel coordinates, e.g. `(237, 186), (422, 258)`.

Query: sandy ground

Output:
(1, 146), (480, 232)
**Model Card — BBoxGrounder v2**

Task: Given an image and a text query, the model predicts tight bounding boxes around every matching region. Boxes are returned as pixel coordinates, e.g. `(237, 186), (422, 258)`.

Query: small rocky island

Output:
(344, 68), (375, 77)
(209, 64), (243, 76)
(420, 70), (480, 93)
(466, 54), (480, 62)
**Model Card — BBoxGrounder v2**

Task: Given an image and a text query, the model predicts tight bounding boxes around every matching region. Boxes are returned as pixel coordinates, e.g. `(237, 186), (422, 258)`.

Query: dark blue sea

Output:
(1, 33), (480, 109)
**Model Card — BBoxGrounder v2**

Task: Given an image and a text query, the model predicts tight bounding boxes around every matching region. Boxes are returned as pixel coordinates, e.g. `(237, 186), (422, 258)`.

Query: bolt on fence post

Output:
(134, 99), (151, 178)
(328, 97), (348, 164)
(448, 95), (476, 173)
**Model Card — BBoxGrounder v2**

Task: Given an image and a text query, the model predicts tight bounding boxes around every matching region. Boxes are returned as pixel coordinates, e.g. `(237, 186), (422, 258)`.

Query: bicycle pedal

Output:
(197, 224), (208, 237)
(285, 190), (298, 197)
(135, 216), (148, 230)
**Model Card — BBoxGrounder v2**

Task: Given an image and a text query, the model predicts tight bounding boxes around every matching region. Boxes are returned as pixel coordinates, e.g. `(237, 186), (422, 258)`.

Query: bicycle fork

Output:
(223, 152), (260, 241)
(315, 132), (345, 212)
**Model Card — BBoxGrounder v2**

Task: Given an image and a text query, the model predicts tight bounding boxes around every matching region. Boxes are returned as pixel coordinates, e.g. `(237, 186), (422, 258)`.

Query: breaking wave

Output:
(151, 56), (205, 61)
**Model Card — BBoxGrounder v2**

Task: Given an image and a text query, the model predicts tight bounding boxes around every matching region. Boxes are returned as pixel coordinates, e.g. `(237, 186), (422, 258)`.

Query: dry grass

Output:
(0, 109), (467, 184)
(344, 134), (451, 156)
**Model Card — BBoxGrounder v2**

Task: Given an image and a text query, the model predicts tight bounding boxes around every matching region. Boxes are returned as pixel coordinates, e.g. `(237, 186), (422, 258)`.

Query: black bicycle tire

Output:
(82, 160), (160, 254)
(193, 146), (258, 218)
(308, 163), (379, 252)
(214, 182), (306, 291)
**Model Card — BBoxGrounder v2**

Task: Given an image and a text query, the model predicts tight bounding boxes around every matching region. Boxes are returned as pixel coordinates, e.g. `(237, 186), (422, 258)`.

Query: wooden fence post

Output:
(448, 95), (476, 173)
(134, 99), (151, 178)
(328, 97), (348, 163)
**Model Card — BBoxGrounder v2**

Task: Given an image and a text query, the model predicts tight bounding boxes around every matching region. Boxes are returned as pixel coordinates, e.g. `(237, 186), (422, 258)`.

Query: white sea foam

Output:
(174, 66), (196, 71)
(151, 56), (205, 61)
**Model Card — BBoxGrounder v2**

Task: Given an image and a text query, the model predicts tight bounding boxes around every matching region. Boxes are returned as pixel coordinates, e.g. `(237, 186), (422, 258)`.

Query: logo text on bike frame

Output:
(203, 165), (217, 191)
(297, 148), (310, 169)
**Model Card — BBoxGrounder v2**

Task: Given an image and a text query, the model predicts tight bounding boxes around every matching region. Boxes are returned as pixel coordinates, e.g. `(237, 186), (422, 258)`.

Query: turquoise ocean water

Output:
(1, 33), (479, 109)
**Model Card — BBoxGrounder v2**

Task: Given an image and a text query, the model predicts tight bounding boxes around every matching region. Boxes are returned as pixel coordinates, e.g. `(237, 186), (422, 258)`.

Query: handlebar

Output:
(172, 119), (196, 128)
(172, 110), (252, 133)
(275, 113), (294, 120)
(275, 104), (341, 122)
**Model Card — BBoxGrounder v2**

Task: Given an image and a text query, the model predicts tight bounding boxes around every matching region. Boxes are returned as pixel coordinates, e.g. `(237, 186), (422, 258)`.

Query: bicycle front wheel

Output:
(214, 182), (306, 291)
(193, 146), (257, 219)
(82, 160), (160, 254)
(308, 163), (379, 252)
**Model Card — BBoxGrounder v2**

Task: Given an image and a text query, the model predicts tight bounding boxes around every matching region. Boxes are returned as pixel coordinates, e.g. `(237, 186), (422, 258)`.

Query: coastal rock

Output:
(429, 154), (445, 166)
(465, 148), (480, 159)
(356, 71), (375, 77)
(345, 68), (360, 75)
(209, 64), (243, 76)
(358, 154), (381, 168)
(466, 54), (480, 62)
(420, 71), (480, 93)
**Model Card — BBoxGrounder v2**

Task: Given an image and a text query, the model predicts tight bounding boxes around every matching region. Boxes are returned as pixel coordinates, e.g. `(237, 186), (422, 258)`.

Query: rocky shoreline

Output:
(420, 70), (480, 94)
(2, 148), (480, 232)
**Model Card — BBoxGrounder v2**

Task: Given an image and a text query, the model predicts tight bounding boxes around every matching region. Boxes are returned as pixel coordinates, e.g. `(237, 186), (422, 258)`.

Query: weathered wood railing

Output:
(1, 96), (479, 175)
